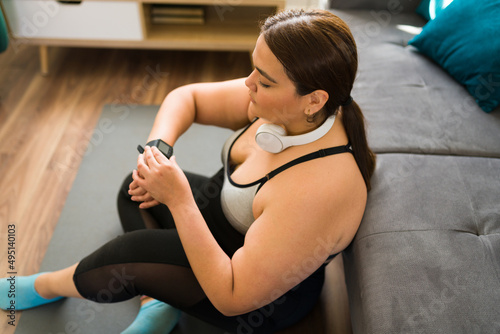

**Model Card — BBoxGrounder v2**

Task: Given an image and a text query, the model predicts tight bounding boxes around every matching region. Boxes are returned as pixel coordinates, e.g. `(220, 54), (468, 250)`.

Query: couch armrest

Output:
(329, 0), (420, 12)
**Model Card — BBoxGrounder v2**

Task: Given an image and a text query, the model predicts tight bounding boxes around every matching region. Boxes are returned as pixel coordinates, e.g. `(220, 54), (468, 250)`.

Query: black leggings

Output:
(73, 169), (325, 334)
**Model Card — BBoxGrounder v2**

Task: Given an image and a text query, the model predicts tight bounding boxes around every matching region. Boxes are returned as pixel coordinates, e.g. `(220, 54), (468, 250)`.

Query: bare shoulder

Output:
(254, 152), (367, 253)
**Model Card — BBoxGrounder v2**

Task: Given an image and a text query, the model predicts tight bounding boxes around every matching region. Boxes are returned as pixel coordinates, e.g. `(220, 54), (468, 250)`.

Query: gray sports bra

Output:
(220, 119), (353, 235)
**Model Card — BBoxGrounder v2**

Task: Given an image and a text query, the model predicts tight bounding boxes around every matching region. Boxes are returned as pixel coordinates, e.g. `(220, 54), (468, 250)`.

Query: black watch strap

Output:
(145, 139), (173, 158)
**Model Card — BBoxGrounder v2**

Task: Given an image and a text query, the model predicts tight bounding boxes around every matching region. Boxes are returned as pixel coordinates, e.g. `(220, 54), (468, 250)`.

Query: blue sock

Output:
(0, 273), (64, 311)
(121, 299), (181, 334)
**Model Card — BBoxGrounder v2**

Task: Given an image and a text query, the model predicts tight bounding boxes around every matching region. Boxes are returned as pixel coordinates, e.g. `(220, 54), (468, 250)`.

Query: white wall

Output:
(285, 0), (329, 10)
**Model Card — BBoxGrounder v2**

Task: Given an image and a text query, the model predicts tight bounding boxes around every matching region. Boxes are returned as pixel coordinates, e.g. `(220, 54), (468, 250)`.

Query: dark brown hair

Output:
(261, 9), (376, 191)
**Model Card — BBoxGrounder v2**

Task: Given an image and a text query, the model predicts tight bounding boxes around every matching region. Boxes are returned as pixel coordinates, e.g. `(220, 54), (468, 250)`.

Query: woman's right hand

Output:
(128, 170), (160, 209)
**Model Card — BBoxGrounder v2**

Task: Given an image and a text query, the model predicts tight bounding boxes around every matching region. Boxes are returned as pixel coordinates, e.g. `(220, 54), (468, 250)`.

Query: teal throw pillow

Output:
(0, 7), (9, 53)
(409, 0), (500, 113)
(416, 0), (454, 20)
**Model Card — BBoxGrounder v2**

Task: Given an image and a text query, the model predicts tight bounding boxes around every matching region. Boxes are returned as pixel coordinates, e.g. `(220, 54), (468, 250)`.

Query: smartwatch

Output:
(137, 139), (173, 159)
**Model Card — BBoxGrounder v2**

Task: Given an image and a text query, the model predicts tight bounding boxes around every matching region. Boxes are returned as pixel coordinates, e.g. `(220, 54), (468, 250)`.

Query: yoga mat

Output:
(15, 105), (233, 334)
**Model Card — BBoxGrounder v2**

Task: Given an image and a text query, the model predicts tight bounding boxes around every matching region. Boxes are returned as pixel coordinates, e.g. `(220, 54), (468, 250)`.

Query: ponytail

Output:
(341, 101), (376, 191)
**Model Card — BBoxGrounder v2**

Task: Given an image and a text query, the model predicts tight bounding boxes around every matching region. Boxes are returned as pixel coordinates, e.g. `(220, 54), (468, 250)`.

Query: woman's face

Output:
(245, 35), (309, 130)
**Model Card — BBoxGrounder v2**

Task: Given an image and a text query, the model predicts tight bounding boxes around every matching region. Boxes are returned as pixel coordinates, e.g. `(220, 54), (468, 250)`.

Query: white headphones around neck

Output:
(255, 115), (336, 153)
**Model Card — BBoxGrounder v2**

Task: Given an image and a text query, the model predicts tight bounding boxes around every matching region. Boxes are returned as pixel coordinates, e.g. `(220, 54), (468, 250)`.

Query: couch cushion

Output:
(329, 0), (420, 12)
(344, 153), (500, 333)
(333, 10), (425, 48)
(344, 231), (500, 333)
(357, 154), (500, 238)
(331, 10), (500, 157)
(409, 0), (500, 113)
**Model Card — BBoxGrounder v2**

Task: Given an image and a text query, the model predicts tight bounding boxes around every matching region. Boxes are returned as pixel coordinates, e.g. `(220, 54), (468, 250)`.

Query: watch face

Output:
(157, 140), (173, 158)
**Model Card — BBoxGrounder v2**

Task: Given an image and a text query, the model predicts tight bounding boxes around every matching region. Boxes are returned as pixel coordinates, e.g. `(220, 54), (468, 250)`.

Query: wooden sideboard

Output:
(1, 0), (285, 74)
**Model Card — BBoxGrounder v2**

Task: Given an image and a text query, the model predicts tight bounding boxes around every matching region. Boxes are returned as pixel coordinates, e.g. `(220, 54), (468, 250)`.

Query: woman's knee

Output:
(117, 172), (148, 232)
(118, 172), (134, 201)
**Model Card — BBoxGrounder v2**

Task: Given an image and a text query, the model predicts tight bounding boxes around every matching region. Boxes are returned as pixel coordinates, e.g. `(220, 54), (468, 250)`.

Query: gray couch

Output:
(328, 0), (500, 333)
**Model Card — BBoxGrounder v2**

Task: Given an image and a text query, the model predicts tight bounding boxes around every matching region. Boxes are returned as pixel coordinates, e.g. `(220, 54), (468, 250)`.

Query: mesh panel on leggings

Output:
(74, 262), (206, 309)
(73, 228), (204, 303)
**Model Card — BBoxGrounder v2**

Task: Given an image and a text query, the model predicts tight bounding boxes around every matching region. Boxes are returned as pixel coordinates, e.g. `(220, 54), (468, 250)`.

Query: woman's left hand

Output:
(133, 146), (191, 209)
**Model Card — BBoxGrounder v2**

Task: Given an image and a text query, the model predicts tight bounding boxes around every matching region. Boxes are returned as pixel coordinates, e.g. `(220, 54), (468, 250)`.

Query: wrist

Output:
(170, 195), (201, 224)
(168, 192), (197, 216)
(144, 139), (173, 159)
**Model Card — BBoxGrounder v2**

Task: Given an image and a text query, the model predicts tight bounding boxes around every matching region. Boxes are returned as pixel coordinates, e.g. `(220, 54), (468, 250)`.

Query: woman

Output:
(1, 9), (375, 334)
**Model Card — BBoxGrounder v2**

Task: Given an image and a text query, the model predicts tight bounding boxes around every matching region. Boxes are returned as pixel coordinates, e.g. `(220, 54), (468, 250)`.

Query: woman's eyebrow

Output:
(256, 66), (278, 84)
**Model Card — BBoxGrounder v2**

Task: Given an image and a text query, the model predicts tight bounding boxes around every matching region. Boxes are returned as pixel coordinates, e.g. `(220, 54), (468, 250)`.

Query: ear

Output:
(306, 90), (329, 116)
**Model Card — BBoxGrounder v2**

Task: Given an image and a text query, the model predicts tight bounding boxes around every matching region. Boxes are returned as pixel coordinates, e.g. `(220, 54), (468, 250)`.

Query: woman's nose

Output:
(245, 70), (257, 92)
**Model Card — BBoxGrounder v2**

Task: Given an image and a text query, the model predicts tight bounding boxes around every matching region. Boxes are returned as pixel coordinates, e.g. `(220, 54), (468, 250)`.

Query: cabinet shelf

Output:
(142, 3), (277, 50)
(146, 24), (258, 51)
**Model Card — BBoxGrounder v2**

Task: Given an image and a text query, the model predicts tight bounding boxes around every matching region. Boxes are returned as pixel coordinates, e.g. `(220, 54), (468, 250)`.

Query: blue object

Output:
(409, 0), (500, 113)
(0, 6), (8, 52)
(121, 299), (181, 334)
(416, 0), (454, 20)
(0, 273), (65, 310)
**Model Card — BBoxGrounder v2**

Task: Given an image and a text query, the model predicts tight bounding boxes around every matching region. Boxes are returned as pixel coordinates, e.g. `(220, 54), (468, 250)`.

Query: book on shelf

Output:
(151, 5), (204, 17)
(150, 5), (205, 25)
(151, 16), (205, 25)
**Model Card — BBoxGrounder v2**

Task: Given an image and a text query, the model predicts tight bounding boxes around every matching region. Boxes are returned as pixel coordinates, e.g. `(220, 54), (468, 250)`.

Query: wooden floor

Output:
(0, 43), (351, 334)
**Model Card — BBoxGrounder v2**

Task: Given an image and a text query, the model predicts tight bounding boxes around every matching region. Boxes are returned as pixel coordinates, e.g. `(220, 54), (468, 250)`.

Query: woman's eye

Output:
(258, 81), (271, 88)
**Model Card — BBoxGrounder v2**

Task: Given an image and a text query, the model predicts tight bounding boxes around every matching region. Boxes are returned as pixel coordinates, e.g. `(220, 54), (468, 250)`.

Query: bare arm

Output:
(130, 78), (251, 208)
(147, 78), (252, 146)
